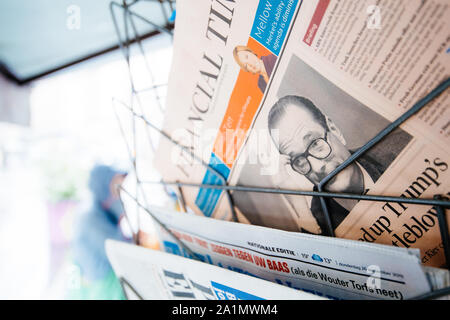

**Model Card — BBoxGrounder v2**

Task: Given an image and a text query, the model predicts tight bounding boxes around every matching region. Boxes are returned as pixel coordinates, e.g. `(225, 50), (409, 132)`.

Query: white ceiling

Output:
(0, 0), (171, 81)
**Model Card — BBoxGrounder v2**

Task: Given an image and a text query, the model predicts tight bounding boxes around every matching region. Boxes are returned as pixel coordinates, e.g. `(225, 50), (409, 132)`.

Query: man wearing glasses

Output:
(268, 95), (384, 236)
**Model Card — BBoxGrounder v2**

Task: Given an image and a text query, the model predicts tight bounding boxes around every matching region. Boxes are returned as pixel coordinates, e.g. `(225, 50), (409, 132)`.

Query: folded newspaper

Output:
(130, 205), (438, 300)
(154, 0), (450, 268)
(105, 240), (324, 300)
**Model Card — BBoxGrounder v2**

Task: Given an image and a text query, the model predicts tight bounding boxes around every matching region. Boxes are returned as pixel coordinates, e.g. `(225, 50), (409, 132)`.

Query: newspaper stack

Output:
(106, 239), (325, 300)
(128, 205), (442, 300)
(154, 0), (450, 268)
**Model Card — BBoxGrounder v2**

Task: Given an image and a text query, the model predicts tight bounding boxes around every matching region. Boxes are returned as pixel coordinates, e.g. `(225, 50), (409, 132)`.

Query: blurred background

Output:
(0, 0), (175, 299)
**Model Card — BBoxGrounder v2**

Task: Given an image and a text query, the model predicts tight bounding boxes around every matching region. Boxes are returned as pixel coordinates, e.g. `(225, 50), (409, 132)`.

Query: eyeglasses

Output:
(290, 131), (332, 175)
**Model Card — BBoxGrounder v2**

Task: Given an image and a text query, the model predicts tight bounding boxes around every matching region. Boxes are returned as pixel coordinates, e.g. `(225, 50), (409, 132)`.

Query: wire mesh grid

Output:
(109, 0), (450, 299)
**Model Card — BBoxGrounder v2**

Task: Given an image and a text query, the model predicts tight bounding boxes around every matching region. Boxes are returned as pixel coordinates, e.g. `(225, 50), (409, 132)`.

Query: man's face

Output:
(237, 50), (262, 74)
(272, 104), (360, 192)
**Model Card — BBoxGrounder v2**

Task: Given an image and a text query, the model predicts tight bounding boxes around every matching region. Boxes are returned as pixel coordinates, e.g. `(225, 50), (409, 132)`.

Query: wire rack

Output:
(109, 0), (450, 300)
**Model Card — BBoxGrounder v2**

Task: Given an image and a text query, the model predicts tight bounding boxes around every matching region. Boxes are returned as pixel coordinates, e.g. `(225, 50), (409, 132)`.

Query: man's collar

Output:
(356, 161), (375, 194)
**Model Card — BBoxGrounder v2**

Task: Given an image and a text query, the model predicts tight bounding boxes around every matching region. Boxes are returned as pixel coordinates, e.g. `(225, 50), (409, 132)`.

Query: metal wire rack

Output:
(109, 0), (450, 300)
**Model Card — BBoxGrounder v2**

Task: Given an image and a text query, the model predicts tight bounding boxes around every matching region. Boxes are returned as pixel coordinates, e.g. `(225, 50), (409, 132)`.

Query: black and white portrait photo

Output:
(267, 56), (413, 235)
(232, 55), (413, 236)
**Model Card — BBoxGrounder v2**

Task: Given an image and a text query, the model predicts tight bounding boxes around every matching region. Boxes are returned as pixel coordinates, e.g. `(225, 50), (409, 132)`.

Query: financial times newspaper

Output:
(154, 0), (450, 268)
(134, 206), (432, 300)
(105, 240), (323, 300)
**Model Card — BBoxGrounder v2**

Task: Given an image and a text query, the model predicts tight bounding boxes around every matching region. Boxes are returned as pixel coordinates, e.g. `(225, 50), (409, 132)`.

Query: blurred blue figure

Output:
(71, 164), (129, 300)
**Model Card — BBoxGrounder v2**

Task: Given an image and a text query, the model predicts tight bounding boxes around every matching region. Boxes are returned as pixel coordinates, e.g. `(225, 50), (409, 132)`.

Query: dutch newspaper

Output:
(105, 240), (324, 300)
(154, 0), (450, 268)
(132, 205), (433, 300)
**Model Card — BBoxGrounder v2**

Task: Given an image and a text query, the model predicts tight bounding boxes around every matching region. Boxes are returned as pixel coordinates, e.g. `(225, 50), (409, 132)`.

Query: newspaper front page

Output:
(135, 206), (432, 300)
(154, 0), (450, 267)
(106, 240), (323, 300)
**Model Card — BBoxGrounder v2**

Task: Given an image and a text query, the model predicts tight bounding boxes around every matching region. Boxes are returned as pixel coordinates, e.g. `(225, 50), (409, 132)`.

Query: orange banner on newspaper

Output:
(213, 37), (274, 167)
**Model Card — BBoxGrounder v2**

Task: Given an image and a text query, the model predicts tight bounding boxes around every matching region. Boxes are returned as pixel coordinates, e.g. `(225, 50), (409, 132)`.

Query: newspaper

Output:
(423, 266), (450, 299)
(133, 205), (433, 300)
(154, 0), (450, 268)
(105, 239), (323, 300)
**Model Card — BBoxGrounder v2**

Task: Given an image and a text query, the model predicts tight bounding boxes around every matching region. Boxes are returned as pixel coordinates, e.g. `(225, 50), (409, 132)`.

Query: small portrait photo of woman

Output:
(233, 45), (277, 93)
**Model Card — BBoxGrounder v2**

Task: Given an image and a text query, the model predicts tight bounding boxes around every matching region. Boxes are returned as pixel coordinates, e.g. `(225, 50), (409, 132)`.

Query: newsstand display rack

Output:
(109, 0), (450, 300)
